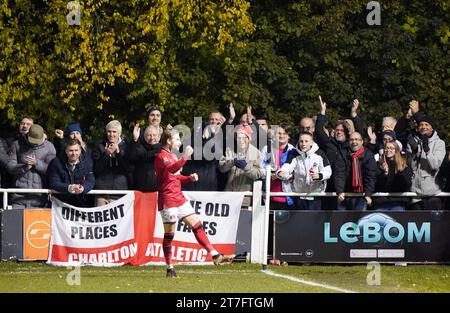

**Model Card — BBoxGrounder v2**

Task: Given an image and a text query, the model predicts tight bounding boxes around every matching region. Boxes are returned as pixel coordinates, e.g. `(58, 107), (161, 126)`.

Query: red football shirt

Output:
(154, 148), (192, 210)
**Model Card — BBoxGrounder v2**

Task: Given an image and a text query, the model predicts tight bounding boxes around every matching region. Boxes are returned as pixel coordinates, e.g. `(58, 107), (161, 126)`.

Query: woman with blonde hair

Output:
(374, 141), (412, 211)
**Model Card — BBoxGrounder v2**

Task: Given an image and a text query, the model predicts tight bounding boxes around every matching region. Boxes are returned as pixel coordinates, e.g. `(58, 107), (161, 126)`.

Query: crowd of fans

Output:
(0, 98), (449, 210)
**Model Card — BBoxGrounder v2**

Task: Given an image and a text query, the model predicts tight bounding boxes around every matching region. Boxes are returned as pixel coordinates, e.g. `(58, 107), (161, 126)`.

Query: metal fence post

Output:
(250, 180), (263, 263)
(262, 165), (272, 269)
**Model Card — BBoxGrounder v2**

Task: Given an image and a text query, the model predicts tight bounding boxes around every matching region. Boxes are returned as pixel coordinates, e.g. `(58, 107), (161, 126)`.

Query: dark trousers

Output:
(295, 198), (322, 210)
(270, 200), (295, 210)
(338, 197), (367, 211)
(410, 197), (442, 210)
(321, 197), (338, 211)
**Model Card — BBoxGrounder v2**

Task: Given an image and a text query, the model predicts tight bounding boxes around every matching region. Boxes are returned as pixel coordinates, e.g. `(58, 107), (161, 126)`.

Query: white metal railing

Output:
(258, 165), (450, 267)
(0, 188), (253, 210)
(0, 188), (134, 210)
(1, 171), (449, 266)
(267, 192), (450, 197)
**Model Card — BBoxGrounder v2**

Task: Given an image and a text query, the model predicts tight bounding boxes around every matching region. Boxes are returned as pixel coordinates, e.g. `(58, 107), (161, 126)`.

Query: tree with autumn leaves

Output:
(0, 0), (449, 144)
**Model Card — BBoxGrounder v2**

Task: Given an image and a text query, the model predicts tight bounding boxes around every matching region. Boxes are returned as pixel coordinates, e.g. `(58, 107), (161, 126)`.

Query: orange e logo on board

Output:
(23, 209), (52, 260)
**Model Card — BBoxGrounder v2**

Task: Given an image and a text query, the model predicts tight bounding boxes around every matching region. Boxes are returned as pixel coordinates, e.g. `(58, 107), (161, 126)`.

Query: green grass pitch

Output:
(0, 261), (449, 293)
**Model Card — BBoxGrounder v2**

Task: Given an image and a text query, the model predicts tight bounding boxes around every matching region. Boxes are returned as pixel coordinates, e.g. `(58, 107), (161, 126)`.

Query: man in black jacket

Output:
(127, 124), (161, 192)
(181, 112), (225, 191)
(47, 139), (95, 207)
(92, 120), (131, 206)
(334, 132), (377, 210)
(315, 96), (362, 210)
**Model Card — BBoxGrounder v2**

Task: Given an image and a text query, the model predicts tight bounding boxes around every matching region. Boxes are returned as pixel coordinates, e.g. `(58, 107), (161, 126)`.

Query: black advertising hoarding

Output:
(274, 211), (450, 263)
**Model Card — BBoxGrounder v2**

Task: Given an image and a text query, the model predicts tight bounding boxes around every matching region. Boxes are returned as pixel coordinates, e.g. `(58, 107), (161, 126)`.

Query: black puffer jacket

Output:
(315, 114), (350, 191)
(334, 148), (377, 196)
(374, 159), (413, 205)
(92, 138), (132, 190)
(181, 127), (222, 191)
(127, 140), (161, 192)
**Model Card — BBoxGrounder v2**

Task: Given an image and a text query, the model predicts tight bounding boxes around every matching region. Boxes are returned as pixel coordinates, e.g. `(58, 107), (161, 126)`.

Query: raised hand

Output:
(319, 95), (327, 115)
(183, 145), (194, 159)
(409, 100), (419, 115)
(218, 114), (226, 126)
(133, 123), (140, 142)
(55, 129), (64, 139)
(228, 102), (236, 122)
(367, 126), (377, 144)
(247, 105), (254, 122)
(351, 99), (359, 117)
(406, 107), (413, 119)
(190, 173), (199, 182)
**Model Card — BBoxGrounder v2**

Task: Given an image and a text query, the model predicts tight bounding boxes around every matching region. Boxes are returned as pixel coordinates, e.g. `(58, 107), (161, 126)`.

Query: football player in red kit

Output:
(154, 128), (234, 277)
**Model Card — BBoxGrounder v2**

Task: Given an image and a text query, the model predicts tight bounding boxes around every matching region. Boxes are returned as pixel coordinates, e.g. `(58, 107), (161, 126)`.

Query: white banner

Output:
(48, 191), (245, 266)
(148, 191), (245, 264)
(154, 192), (244, 243)
(50, 192), (135, 249)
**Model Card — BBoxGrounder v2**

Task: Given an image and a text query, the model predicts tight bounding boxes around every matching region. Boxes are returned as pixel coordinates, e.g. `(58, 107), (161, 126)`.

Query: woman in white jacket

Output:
(276, 132), (332, 210)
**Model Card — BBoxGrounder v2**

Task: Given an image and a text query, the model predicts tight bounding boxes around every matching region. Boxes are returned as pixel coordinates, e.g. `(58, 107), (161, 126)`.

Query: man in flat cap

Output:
(6, 124), (56, 209)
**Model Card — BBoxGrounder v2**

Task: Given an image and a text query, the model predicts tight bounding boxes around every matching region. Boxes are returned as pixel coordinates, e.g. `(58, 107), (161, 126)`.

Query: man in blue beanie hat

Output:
(66, 122), (82, 136)
(54, 122), (90, 161)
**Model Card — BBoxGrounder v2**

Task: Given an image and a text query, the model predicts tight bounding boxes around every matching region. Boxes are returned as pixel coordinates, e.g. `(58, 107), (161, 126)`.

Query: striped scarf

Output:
(351, 147), (365, 193)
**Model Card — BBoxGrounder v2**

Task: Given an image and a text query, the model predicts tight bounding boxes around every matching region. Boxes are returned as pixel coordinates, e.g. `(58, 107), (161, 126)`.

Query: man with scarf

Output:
(334, 132), (377, 210)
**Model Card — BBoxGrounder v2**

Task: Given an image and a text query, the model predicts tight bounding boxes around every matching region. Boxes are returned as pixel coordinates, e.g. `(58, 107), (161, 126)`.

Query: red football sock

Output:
(163, 232), (174, 266)
(192, 222), (214, 253)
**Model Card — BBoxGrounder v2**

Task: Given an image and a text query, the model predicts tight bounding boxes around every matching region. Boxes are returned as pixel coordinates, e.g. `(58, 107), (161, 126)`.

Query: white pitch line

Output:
(262, 269), (357, 293)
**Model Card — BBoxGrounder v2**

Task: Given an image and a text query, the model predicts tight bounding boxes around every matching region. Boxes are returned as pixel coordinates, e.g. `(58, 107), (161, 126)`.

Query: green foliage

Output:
(248, 0), (449, 139)
(0, 0), (449, 144)
(0, 0), (254, 140)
